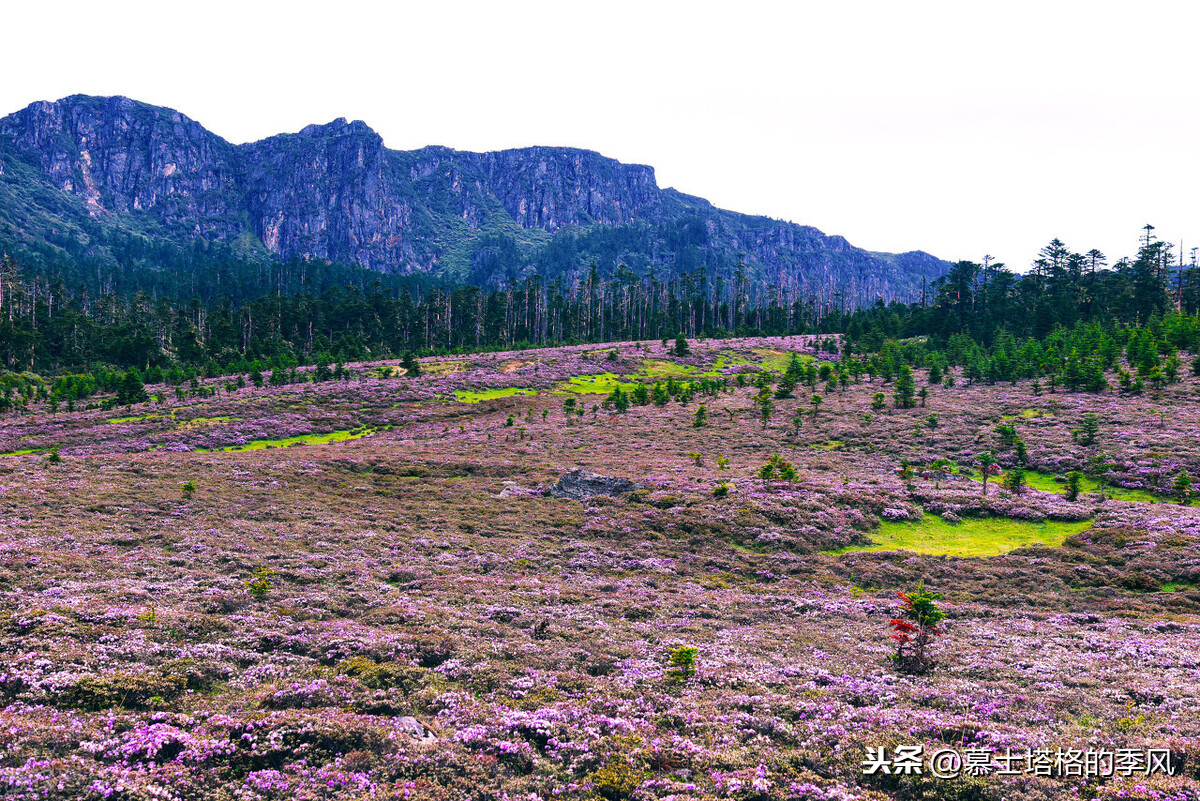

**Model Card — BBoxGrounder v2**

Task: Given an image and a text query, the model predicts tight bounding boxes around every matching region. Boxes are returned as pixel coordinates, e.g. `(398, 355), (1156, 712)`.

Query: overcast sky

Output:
(5, 1), (1199, 271)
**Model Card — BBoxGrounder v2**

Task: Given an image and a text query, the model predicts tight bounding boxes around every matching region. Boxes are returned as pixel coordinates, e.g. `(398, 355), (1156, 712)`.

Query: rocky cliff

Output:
(0, 95), (949, 302)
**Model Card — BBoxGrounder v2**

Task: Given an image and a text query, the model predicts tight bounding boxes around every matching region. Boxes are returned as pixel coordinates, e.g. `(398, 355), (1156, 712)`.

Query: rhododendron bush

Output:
(0, 336), (1197, 800)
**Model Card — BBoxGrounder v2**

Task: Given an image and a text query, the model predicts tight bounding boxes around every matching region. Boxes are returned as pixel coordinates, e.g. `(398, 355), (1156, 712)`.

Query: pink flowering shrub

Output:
(0, 337), (1196, 799)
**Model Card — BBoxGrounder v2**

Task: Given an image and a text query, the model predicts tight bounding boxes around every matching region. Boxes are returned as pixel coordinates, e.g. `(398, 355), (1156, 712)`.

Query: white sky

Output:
(5, 1), (1199, 271)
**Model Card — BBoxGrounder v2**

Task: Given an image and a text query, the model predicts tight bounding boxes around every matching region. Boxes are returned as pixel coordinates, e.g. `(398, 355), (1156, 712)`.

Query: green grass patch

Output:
(752, 348), (808, 372)
(454, 388), (537, 403)
(712, 352), (750, 371)
(711, 348), (814, 373)
(0, 448), (48, 457)
(108, 413), (165, 423)
(177, 416), (237, 426)
(836, 513), (1094, 557)
(639, 359), (698, 378)
(1161, 582), (1197, 593)
(199, 426), (378, 452)
(1104, 486), (1163, 503)
(969, 469), (1162, 503)
(811, 439), (845, 451)
(555, 373), (639, 394)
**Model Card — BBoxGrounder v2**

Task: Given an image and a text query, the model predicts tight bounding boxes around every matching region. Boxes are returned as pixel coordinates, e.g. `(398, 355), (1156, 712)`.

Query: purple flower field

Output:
(1, 336), (1198, 800)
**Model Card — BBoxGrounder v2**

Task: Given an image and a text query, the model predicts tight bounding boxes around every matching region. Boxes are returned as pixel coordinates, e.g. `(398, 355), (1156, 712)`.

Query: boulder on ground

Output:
(550, 469), (640, 500)
(396, 716), (437, 745)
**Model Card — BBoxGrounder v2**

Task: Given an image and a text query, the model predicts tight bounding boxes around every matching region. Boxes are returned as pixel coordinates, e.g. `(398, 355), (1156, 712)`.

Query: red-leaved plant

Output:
(888, 583), (946, 674)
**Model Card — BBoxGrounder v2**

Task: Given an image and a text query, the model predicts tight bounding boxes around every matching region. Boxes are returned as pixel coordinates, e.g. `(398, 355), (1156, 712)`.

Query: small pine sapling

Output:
(666, 645), (698, 681)
(789, 408), (804, 437)
(759, 396), (774, 428)
(1072, 413), (1100, 446)
(1064, 471), (1083, 501)
(1002, 468), (1026, 497)
(888, 583), (946, 675)
(976, 452), (998, 496)
(1087, 451), (1112, 501)
(1174, 470), (1193, 506)
(247, 567), (276, 599)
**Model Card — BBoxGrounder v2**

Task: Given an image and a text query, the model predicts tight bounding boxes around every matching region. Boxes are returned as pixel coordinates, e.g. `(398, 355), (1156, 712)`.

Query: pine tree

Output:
(1002, 469), (1026, 496)
(893, 365), (916, 408)
(1064, 471), (1083, 501)
(977, 452), (998, 496)
(888, 583), (946, 675)
(117, 370), (148, 406)
(1174, 470), (1193, 505)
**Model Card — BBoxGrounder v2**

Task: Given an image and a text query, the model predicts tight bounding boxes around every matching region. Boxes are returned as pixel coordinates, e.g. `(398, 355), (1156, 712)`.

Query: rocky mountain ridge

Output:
(0, 94), (949, 303)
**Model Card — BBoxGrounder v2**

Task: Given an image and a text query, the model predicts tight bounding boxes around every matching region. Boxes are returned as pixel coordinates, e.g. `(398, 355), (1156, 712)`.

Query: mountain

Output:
(0, 95), (949, 305)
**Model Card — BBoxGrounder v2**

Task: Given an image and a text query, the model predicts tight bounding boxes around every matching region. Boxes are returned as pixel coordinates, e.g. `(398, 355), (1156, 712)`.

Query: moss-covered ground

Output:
(838, 513), (1095, 557)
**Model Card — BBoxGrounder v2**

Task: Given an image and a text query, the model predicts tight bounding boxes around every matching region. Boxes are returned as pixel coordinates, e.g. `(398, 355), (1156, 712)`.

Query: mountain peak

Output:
(297, 117), (378, 138)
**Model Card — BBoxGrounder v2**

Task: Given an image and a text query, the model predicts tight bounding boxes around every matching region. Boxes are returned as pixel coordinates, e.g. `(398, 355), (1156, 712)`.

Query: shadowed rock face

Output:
(550, 469), (640, 500)
(0, 96), (243, 239)
(0, 94), (950, 300)
(238, 118), (420, 272)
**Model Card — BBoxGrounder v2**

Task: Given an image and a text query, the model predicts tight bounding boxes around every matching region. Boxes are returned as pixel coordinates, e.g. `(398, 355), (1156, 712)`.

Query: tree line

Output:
(1, 227), (1198, 385)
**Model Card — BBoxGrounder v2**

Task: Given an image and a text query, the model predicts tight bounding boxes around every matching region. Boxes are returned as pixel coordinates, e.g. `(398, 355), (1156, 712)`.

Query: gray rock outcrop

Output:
(550, 469), (640, 500)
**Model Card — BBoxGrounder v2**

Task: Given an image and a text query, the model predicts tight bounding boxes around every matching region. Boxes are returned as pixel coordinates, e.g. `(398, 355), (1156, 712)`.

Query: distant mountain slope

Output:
(0, 95), (949, 304)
